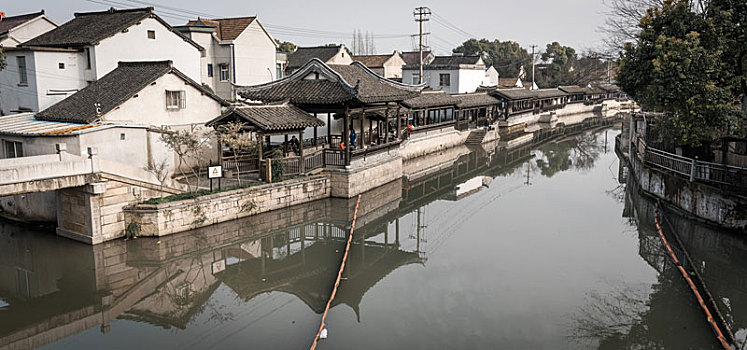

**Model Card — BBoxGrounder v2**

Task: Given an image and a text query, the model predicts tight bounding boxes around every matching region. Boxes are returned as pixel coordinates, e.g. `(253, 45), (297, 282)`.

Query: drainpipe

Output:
(231, 43), (237, 100)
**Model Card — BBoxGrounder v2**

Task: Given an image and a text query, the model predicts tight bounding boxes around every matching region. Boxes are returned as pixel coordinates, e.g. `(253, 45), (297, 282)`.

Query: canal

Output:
(0, 126), (745, 349)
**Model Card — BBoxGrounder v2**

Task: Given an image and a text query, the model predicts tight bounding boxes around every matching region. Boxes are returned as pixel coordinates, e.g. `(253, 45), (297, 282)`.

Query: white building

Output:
(483, 66), (499, 87)
(176, 17), (278, 100)
(0, 7), (204, 115)
(0, 10), (58, 48)
(285, 45), (352, 74)
(352, 51), (407, 80)
(402, 55), (486, 94)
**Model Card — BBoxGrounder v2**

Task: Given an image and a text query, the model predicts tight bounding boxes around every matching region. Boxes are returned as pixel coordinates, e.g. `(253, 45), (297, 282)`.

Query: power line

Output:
(431, 13), (478, 39)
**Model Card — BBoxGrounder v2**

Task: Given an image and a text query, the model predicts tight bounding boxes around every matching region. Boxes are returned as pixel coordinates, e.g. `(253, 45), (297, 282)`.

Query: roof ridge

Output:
(74, 7), (153, 17)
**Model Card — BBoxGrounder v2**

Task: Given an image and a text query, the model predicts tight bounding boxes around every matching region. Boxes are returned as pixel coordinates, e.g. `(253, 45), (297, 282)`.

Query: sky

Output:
(3, 0), (610, 55)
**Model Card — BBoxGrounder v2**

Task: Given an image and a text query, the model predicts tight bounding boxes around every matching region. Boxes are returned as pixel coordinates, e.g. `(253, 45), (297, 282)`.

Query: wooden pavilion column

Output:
(360, 110), (365, 149)
(396, 106), (401, 140)
(327, 113), (332, 146)
(384, 104), (391, 144)
(283, 134), (288, 156)
(257, 131), (263, 162)
(299, 130), (305, 172)
(343, 106), (350, 165)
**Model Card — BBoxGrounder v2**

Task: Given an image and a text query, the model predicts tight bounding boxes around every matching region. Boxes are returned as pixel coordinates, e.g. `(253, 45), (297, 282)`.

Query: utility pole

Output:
(530, 44), (537, 90)
(414, 6), (431, 84)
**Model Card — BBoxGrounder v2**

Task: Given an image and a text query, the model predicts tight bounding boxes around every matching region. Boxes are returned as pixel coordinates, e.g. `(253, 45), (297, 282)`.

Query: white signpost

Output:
(208, 165), (222, 191)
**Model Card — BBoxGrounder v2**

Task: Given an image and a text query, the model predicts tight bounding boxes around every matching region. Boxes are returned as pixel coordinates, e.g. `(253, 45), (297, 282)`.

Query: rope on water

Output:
(654, 201), (732, 350)
(309, 194), (361, 350)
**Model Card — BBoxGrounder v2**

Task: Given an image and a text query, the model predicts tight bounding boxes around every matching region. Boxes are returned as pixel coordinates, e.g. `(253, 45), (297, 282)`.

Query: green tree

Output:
(0, 47), (6, 71)
(707, 0), (747, 117)
(617, 0), (742, 147)
(453, 38), (530, 77)
(274, 39), (297, 54)
(535, 42), (578, 87)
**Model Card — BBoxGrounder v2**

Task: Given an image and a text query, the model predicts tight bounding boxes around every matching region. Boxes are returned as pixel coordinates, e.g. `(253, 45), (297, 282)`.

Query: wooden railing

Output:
(350, 140), (401, 160)
(324, 149), (346, 167)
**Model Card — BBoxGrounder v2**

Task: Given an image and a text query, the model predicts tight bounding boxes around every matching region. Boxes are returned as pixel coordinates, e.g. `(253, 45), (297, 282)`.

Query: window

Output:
(276, 63), (284, 79)
(219, 63), (230, 82)
(412, 74), (420, 85)
(120, 133), (126, 140)
(166, 90), (186, 109)
(439, 73), (450, 87)
(4, 141), (23, 158)
(207, 63), (214, 78)
(17, 56), (28, 85)
(85, 48), (92, 69)
(147, 30), (156, 39)
(58, 62), (65, 69)
(17, 268), (34, 299)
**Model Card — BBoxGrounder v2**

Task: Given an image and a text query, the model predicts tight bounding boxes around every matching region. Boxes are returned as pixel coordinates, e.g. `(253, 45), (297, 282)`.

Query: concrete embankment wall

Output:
(124, 175), (331, 237)
(329, 150), (403, 198)
(625, 151), (747, 230)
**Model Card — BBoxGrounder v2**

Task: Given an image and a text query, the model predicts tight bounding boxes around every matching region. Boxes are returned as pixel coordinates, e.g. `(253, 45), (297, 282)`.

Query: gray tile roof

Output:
(558, 85), (586, 94)
(287, 46), (342, 70)
(21, 7), (203, 51)
(0, 11), (46, 36)
(238, 59), (423, 105)
(455, 93), (500, 109)
(36, 61), (226, 124)
(206, 102), (324, 132)
(595, 83), (620, 93)
(491, 88), (568, 101)
(401, 51), (433, 66)
(405, 55), (484, 70)
(402, 91), (459, 109)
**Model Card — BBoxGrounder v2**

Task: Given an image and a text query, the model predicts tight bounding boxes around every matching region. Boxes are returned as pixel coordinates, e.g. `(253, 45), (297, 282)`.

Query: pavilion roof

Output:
(237, 59), (423, 106)
(401, 91), (459, 109)
(455, 92), (500, 108)
(206, 101), (324, 132)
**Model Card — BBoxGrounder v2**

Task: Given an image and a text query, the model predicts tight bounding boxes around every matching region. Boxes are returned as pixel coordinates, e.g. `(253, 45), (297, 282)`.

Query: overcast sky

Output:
(4, 0), (609, 55)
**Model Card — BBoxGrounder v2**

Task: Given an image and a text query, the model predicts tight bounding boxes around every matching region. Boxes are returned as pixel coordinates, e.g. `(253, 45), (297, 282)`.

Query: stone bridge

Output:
(0, 145), (183, 244)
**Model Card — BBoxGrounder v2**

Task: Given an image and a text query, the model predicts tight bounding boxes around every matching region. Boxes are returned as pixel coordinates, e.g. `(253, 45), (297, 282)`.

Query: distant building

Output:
(483, 66), (499, 87)
(285, 45), (352, 74)
(177, 16), (277, 100)
(352, 51), (407, 80)
(0, 10), (57, 48)
(0, 7), (204, 115)
(402, 55), (486, 94)
(400, 50), (435, 67)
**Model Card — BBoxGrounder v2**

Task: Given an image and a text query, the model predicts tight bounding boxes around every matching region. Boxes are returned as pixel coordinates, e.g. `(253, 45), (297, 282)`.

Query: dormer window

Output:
(147, 30), (156, 40)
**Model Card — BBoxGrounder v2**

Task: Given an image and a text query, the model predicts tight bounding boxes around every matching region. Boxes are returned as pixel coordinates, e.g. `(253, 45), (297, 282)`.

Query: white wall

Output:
(233, 21), (277, 85)
(0, 49), (84, 114)
(93, 17), (202, 82)
(328, 47), (353, 65)
(101, 72), (223, 127)
(456, 69), (485, 93)
(0, 16), (57, 47)
(382, 54), (406, 79)
(401, 67), (483, 94)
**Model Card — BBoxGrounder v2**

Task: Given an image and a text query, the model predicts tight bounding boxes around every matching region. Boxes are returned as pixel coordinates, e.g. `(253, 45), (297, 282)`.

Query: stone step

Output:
(465, 129), (488, 145)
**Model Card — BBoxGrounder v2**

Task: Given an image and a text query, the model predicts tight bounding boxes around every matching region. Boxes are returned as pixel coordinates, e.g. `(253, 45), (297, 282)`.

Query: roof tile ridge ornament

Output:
(349, 61), (424, 92)
(235, 58), (357, 95)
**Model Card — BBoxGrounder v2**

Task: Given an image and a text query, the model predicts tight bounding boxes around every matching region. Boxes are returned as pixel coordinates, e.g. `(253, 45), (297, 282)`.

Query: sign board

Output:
(208, 165), (223, 179)
(211, 259), (226, 274)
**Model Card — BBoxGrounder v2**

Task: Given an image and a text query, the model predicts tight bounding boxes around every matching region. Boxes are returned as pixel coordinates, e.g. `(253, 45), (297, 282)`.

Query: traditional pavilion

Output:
(236, 58), (424, 165)
(206, 101), (325, 174)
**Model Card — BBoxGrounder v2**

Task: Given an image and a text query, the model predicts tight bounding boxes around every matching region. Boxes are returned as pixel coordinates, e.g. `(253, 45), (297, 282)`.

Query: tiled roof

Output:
(401, 51), (433, 66)
(0, 113), (143, 137)
(287, 46), (342, 70)
(238, 59), (423, 105)
(584, 86), (605, 95)
(498, 77), (521, 88)
(401, 91), (459, 109)
(206, 102), (324, 132)
(491, 88), (567, 101)
(455, 93), (500, 108)
(405, 55), (483, 70)
(0, 11), (46, 35)
(352, 54), (393, 68)
(21, 7), (202, 51)
(558, 85), (586, 94)
(36, 61), (226, 124)
(186, 17), (255, 41)
(595, 83), (620, 93)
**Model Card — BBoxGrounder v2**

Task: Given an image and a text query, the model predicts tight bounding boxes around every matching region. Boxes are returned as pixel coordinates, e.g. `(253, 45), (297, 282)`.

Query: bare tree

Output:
(217, 121), (255, 185)
(160, 125), (213, 193)
(600, 0), (665, 52)
(144, 157), (170, 198)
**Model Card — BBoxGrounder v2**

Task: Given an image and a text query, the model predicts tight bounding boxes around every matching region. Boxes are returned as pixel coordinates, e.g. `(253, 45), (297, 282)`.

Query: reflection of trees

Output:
(535, 132), (604, 177)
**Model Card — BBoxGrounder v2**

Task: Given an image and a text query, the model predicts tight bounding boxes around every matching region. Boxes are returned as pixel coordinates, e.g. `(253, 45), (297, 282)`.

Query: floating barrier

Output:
(654, 201), (734, 350)
(309, 194), (362, 350)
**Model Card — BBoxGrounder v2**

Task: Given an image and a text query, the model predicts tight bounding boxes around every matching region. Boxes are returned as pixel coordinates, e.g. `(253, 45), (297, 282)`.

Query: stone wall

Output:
(57, 180), (162, 244)
(328, 154), (403, 198)
(400, 127), (469, 161)
(627, 152), (747, 230)
(124, 175), (331, 237)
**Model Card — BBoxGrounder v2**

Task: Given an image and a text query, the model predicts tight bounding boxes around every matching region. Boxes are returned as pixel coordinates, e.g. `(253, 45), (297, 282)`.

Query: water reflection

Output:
(1, 122), (743, 349)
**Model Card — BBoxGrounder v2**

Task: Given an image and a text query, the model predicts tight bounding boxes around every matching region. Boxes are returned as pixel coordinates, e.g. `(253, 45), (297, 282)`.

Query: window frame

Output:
(147, 30), (156, 40)
(219, 63), (230, 82)
(439, 73), (451, 87)
(4, 140), (24, 158)
(165, 90), (186, 110)
(207, 63), (214, 78)
(16, 56), (28, 86)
